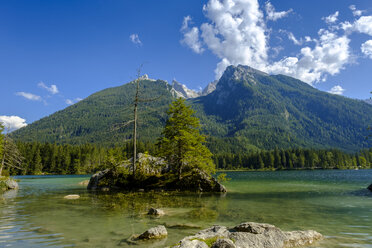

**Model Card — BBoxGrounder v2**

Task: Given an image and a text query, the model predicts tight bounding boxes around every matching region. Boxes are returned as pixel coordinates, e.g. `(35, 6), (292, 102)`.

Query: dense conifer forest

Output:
(3, 141), (371, 176)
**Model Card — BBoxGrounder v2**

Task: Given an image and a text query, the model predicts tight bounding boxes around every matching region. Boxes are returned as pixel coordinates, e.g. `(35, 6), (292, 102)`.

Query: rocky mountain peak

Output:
(170, 80), (200, 99)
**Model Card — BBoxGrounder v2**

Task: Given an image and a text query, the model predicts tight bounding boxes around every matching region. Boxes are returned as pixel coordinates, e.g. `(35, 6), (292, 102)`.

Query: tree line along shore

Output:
(1, 141), (370, 176)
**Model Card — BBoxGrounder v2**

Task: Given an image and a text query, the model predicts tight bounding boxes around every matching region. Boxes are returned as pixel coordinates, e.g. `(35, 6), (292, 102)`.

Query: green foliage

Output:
(158, 98), (215, 178)
(216, 173), (230, 183)
(214, 148), (372, 170)
(9, 65), (372, 153)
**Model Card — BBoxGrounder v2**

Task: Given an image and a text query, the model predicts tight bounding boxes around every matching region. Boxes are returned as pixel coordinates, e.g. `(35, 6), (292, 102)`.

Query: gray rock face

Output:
(172, 222), (322, 248)
(5, 178), (18, 190)
(148, 207), (165, 216)
(171, 80), (200, 99)
(179, 240), (209, 248)
(202, 81), (218, 96)
(211, 238), (236, 248)
(368, 183), (372, 191)
(284, 230), (323, 248)
(87, 169), (110, 190)
(137, 225), (167, 240)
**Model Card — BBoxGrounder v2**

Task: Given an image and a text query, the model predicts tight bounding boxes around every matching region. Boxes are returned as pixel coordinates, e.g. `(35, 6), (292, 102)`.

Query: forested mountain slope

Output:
(11, 65), (372, 152)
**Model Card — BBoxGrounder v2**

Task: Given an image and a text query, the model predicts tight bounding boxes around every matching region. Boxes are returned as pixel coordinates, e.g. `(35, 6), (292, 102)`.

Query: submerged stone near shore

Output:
(368, 183), (372, 191)
(172, 222), (323, 248)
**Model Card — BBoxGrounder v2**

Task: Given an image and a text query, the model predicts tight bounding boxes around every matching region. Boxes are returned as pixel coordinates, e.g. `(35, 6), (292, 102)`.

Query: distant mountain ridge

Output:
(11, 65), (372, 152)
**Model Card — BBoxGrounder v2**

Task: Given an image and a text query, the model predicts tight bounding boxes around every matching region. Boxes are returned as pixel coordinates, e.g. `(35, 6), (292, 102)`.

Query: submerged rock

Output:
(137, 225), (167, 240)
(148, 207), (165, 216)
(368, 183), (372, 191)
(172, 222), (322, 248)
(78, 180), (90, 186)
(64, 194), (80, 199)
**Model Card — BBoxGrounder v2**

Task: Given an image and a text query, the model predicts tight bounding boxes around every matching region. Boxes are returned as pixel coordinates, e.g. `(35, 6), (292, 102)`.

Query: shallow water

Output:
(0, 170), (371, 247)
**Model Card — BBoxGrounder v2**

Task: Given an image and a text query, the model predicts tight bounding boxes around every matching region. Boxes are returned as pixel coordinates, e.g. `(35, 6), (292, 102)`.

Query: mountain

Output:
(170, 80), (200, 98)
(11, 65), (372, 152)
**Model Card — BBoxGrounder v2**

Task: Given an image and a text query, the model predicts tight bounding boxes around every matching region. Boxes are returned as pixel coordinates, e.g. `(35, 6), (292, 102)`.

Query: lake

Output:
(1, 170), (371, 247)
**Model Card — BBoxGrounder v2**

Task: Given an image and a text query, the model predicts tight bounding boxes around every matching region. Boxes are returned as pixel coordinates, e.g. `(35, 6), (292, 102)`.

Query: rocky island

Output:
(87, 153), (226, 192)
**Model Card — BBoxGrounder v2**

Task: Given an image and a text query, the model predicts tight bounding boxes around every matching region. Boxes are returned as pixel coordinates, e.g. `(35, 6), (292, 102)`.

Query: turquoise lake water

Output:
(0, 170), (371, 247)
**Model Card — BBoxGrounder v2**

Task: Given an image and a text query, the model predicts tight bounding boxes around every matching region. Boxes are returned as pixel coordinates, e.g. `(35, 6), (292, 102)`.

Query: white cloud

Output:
(181, 0), (362, 84)
(180, 16), (204, 54)
(265, 1), (292, 21)
(269, 30), (350, 83)
(283, 31), (303, 45)
(361, 40), (372, 59)
(0, 115), (27, 132)
(196, 0), (269, 78)
(323, 11), (339, 24)
(349, 5), (363, 17)
(129, 34), (142, 45)
(16, 92), (41, 101)
(38, 81), (59, 94)
(65, 97), (83, 105)
(353, 16), (372, 36)
(328, 85), (345, 95)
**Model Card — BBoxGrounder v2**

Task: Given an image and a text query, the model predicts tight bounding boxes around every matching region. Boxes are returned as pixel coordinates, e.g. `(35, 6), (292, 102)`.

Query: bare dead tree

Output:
(111, 66), (161, 176)
(0, 135), (24, 176)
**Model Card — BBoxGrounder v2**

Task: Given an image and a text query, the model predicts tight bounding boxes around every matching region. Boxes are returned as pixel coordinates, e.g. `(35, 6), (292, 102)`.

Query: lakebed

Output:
(0, 170), (371, 247)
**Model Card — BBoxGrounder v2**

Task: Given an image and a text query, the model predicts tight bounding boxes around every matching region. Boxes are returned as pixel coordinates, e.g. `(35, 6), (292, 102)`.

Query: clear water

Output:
(1, 170), (371, 247)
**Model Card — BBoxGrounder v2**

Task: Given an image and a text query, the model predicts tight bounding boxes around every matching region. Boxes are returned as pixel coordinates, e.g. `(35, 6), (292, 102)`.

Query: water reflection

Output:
(0, 171), (371, 247)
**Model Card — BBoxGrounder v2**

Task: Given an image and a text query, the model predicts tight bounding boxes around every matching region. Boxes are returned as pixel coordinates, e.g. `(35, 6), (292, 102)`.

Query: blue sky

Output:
(1, 0), (372, 131)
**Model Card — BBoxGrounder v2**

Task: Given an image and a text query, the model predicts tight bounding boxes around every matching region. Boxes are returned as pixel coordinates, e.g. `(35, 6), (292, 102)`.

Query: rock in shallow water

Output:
(172, 222), (322, 248)
(137, 225), (167, 240)
(64, 194), (80, 199)
(148, 207), (165, 216)
(368, 183), (372, 191)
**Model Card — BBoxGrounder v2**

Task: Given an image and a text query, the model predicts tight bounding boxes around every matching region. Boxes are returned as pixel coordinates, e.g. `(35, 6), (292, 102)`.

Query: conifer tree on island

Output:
(158, 98), (215, 180)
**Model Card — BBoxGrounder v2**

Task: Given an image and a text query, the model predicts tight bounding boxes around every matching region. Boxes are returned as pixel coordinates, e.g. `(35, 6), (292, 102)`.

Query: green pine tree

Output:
(158, 98), (215, 179)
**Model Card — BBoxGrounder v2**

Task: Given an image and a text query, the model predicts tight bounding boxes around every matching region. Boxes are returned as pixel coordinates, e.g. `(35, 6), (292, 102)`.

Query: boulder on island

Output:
(0, 177), (18, 191)
(172, 222), (323, 248)
(137, 225), (168, 240)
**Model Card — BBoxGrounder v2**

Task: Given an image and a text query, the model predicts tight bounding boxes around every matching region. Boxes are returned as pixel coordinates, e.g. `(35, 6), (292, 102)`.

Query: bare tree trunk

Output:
(0, 153), (5, 176)
(132, 74), (140, 176)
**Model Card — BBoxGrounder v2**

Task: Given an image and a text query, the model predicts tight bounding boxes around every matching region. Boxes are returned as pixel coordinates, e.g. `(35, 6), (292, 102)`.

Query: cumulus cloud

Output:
(180, 16), (204, 54)
(65, 97), (83, 105)
(16, 92), (41, 101)
(361, 40), (372, 59)
(38, 82), (59, 94)
(0, 115), (27, 132)
(181, 0), (359, 84)
(129, 34), (142, 45)
(181, 0), (269, 78)
(352, 16), (372, 36)
(265, 1), (292, 21)
(269, 30), (350, 83)
(328, 85), (345, 95)
(323, 11), (339, 24)
(349, 5), (363, 17)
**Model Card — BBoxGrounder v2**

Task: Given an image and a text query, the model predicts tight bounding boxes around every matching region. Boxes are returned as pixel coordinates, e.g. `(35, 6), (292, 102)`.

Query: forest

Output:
(3, 141), (371, 176)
